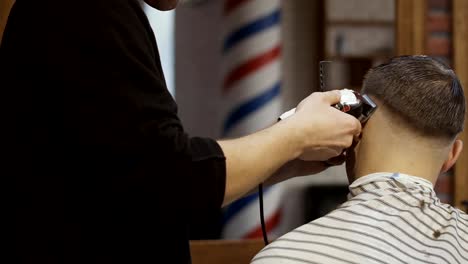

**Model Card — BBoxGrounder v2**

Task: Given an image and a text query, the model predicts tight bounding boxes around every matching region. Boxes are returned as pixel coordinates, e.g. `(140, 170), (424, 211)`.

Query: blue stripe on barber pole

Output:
(223, 9), (281, 52)
(223, 82), (281, 135)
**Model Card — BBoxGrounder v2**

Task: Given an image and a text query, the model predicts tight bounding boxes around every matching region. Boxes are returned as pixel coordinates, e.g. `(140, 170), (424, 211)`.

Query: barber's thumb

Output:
(321, 90), (341, 105)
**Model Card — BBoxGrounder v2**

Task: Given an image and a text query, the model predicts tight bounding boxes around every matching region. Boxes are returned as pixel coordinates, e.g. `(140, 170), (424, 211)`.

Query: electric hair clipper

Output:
(279, 61), (377, 123)
(279, 88), (377, 122)
(333, 89), (377, 123)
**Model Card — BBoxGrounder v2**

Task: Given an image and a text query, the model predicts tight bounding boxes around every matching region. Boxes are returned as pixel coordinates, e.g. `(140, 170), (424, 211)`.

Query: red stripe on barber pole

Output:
(245, 209), (282, 239)
(223, 45), (281, 93)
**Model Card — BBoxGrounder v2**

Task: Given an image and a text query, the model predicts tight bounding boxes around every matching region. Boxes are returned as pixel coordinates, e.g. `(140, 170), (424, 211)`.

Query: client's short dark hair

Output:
(361, 55), (465, 138)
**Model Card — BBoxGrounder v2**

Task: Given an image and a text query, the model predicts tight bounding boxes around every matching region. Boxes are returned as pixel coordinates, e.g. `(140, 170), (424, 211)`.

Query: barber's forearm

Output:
(217, 91), (361, 207)
(217, 120), (301, 206)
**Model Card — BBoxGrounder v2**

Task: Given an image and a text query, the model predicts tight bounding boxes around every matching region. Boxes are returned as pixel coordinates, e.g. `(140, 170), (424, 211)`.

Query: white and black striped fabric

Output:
(251, 172), (468, 264)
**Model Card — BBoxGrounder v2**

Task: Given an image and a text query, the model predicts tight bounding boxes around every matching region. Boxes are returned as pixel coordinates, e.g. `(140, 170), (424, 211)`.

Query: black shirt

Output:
(1, 0), (226, 263)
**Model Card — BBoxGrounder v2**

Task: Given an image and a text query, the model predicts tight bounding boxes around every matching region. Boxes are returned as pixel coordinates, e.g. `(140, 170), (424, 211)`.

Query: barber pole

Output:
(221, 0), (284, 239)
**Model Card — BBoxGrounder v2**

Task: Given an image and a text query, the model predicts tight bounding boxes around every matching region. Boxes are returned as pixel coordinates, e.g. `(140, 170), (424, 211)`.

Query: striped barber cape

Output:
(251, 172), (468, 264)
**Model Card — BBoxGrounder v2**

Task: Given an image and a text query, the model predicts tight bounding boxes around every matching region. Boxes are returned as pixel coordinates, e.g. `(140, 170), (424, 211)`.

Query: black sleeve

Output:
(3, 0), (226, 261)
(190, 137), (226, 211)
(72, 0), (225, 209)
(4, 0), (227, 208)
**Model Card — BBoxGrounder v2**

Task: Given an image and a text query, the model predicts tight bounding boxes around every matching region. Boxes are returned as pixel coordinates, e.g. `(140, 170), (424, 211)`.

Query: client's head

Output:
(346, 55), (466, 184)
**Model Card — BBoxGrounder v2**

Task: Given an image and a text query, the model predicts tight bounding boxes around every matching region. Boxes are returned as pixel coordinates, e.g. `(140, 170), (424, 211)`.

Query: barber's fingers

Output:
(319, 90), (342, 105)
(353, 130), (362, 142)
(319, 90), (363, 137)
(351, 117), (362, 138)
(340, 113), (362, 142)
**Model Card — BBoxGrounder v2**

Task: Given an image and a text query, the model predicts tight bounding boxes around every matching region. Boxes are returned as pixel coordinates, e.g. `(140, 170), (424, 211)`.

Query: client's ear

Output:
(441, 139), (463, 173)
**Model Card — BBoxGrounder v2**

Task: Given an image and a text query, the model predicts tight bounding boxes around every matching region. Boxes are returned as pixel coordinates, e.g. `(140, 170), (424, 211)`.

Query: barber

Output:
(2, 0), (361, 263)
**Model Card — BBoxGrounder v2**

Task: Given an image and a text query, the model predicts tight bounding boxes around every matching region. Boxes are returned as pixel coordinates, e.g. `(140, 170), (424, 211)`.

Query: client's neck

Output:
(352, 114), (449, 186)
(354, 144), (444, 185)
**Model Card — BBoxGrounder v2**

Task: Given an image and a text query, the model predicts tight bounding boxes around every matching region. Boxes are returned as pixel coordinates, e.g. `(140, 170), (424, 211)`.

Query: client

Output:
(251, 55), (468, 264)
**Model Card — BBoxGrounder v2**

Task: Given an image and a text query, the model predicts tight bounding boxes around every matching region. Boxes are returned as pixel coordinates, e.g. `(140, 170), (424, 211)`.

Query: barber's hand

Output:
(286, 90), (361, 161)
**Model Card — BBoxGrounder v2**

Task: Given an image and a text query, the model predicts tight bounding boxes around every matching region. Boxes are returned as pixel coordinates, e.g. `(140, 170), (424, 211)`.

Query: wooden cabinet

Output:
(319, 0), (396, 91)
(396, 0), (426, 55)
(453, 0), (468, 212)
